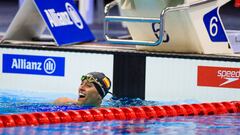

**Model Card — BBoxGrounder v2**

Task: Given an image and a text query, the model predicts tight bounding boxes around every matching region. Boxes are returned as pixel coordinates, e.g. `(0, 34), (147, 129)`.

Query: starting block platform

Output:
(105, 0), (239, 54)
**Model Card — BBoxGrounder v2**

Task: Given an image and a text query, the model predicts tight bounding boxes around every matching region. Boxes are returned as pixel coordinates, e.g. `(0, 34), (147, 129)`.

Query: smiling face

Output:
(78, 80), (102, 106)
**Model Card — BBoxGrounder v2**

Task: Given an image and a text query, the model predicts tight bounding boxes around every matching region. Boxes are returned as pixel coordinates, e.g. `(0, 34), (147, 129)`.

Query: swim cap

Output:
(81, 72), (111, 99)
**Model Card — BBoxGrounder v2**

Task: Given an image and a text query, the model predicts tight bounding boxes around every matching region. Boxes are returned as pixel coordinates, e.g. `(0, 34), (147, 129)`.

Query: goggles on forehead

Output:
(81, 75), (103, 87)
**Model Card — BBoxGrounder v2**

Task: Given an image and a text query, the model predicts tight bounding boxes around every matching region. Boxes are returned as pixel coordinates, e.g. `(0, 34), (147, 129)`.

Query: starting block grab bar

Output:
(104, 0), (218, 46)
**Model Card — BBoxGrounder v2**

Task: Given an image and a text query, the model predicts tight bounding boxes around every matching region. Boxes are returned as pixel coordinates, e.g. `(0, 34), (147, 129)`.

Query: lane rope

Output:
(0, 101), (239, 127)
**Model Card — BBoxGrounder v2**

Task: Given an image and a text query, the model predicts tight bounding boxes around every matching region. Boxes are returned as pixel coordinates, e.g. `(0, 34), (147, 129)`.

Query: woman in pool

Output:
(54, 72), (111, 107)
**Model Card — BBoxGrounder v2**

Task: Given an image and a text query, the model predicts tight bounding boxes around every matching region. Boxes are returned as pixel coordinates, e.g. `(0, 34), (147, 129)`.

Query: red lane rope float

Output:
(66, 110), (83, 122)
(21, 114), (39, 126)
(181, 104), (198, 116)
(191, 104), (207, 115)
(77, 110), (94, 122)
(221, 102), (237, 113)
(200, 103), (217, 115)
(161, 105), (177, 117)
(98, 108), (115, 120)
(11, 115), (27, 126)
(89, 109), (104, 121)
(108, 108), (126, 120)
(130, 107), (147, 119)
(55, 111), (72, 122)
(232, 101), (240, 112)
(0, 101), (239, 128)
(119, 107), (136, 120)
(172, 105), (187, 116)
(151, 106), (167, 118)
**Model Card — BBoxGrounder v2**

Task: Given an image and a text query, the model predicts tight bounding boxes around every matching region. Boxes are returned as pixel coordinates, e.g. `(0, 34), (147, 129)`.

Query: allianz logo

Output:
(44, 2), (83, 29)
(11, 58), (56, 74)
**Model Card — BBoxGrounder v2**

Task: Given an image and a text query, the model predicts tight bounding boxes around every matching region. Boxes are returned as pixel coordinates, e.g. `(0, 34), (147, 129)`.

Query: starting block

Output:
(104, 0), (233, 54)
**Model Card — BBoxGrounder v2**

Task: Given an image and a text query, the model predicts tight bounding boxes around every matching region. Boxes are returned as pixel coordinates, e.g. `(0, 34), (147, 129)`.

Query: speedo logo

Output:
(217, 70), (240, 86)
(2, 54), (65, 76)
(44, 2), (83, 29)
(198, 66), (240, 89)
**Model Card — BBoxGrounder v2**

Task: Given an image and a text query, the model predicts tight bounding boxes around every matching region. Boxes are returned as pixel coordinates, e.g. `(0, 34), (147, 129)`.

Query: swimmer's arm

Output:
(53, 97), (78, 105)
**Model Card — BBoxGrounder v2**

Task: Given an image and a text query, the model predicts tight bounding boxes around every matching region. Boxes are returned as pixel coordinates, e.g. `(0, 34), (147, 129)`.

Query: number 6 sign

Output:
(203, 8), (228, 42)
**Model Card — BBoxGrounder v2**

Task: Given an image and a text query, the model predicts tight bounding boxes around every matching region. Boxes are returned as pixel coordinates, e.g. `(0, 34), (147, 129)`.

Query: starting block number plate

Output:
(203, 8), (228, 42)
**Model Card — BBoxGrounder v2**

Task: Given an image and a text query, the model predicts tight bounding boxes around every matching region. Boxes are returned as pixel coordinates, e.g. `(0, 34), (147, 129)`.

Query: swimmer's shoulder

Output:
(53, 97), (78, 105)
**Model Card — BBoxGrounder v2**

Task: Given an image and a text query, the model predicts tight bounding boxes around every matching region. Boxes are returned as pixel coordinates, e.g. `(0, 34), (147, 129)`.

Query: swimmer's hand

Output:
(53, 97), (77, 105)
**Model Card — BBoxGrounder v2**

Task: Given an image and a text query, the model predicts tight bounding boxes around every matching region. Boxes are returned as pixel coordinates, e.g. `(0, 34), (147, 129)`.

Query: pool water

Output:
(0, 90), (198, 114)
(0, 90), (240, 135)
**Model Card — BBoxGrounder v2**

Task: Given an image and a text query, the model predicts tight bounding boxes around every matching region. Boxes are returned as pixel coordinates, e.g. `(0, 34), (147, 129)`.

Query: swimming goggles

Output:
(81, 74), (113, 97)
(81, 75), (103, 88)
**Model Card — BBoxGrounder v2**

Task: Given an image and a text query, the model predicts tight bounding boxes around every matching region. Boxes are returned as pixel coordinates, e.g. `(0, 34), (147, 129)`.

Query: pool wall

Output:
(1, 45), (240, 102)
(146, 57), (240, 102)
(0, 47), (113, 97)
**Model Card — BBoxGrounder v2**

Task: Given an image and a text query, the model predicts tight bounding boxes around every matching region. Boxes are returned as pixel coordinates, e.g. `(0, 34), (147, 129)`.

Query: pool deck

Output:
(1, 37), (240, 61)
(0, 1), (240, 39)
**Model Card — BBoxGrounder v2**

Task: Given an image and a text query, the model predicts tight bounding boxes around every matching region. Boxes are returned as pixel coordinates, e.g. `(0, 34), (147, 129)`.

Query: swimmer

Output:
(54, 72), (111, 107)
